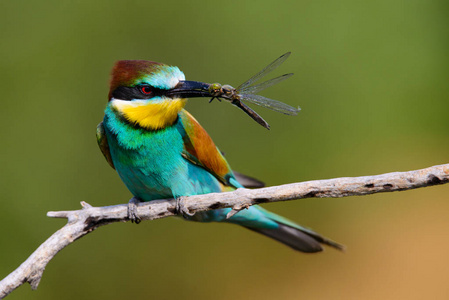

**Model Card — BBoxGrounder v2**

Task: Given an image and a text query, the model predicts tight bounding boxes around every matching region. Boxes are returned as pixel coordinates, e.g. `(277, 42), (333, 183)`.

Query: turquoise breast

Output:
(103, 106), (222, 201)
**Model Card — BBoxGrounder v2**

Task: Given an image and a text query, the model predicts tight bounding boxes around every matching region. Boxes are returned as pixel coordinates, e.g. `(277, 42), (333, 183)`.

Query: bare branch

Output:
(0, 163), (448, 298)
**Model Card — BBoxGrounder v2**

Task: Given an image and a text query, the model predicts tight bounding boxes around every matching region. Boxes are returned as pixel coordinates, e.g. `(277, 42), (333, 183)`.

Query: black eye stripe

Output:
(111, 86), (166, 100)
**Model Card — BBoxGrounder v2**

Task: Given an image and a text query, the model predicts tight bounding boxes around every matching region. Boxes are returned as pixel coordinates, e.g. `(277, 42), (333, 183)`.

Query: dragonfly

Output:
(168, 52), (299, 129)
(207, 52), (299, 129)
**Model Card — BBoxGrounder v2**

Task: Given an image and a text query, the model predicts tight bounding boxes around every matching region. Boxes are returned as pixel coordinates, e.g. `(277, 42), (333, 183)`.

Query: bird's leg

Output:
(176, 196), (195, 219)
(128, 197), (142, 224)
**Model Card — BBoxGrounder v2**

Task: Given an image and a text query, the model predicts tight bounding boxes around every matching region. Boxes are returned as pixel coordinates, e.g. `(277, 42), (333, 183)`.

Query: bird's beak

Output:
(166, 80), (212, 99)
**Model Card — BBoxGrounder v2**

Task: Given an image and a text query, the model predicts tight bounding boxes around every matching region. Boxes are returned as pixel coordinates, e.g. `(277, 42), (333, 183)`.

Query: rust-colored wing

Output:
(96, 121), (115, 169)
(178, 110), (237, 187)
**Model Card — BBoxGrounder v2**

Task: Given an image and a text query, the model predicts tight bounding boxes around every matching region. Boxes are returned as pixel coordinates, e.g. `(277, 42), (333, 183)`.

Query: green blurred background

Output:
(1, 0), (448, 299)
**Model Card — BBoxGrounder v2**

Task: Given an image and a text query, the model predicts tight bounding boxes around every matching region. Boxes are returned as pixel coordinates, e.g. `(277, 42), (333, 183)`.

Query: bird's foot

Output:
(128, 197), (142, 224)
(176, 196), (194, 219)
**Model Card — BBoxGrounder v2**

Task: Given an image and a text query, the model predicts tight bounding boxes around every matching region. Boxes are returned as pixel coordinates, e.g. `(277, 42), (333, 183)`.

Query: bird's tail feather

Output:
(243, 206), (345, 253)
(245, 222), (344, 253)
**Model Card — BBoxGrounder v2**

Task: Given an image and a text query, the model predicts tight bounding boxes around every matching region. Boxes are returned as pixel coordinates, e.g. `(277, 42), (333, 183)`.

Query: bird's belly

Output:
(106, 127), (222, 201)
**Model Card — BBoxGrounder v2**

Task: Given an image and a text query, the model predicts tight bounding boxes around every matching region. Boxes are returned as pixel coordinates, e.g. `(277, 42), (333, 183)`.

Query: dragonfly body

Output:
(180, 52), (300, 129)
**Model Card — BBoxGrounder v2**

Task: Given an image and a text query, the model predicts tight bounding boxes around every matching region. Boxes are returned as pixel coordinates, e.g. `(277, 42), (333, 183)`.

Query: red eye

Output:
(141, 86), (153, 95)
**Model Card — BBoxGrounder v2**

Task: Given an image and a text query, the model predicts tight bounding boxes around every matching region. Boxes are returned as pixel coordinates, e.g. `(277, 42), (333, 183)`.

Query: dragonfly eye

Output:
(209, 83), (222, 97)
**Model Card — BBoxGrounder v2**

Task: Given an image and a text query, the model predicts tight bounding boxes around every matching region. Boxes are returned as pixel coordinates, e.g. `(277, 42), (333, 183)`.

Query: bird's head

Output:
(108, 60), (211, 130)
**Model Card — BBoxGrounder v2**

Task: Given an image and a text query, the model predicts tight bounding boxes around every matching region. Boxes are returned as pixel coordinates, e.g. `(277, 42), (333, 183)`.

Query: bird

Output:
(96, 59), (344, 253)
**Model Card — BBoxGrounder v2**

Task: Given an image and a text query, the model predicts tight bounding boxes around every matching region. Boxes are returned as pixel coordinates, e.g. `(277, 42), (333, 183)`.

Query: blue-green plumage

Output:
(98, 60), (343, 253)
(103, 106), (222, 201)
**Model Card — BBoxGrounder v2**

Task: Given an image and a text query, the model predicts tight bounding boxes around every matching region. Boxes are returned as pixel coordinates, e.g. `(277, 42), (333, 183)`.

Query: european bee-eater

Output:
(97, 59), (343, 252)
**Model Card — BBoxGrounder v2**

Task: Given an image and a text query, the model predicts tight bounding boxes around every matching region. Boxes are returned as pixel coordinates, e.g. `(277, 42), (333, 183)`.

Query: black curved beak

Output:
(166, 81), (211, 99)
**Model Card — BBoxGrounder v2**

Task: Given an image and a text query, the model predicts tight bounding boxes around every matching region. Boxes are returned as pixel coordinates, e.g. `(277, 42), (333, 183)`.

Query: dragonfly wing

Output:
(238, 73), (293, 95)
(237, 52), (291, 91)
(239, 94), (300, 115)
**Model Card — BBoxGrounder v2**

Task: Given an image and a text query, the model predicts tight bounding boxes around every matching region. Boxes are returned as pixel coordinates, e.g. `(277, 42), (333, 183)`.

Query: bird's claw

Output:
(176, 196), (194, 219)
(128, 197), (142, 224)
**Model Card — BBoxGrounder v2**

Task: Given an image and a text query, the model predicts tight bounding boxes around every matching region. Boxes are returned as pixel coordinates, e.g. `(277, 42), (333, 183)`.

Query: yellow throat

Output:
(111, 98), (187, 130)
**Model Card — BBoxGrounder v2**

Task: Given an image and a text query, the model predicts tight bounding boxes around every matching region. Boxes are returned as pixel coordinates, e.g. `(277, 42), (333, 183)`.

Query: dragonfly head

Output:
(208, 83), (222, 97)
